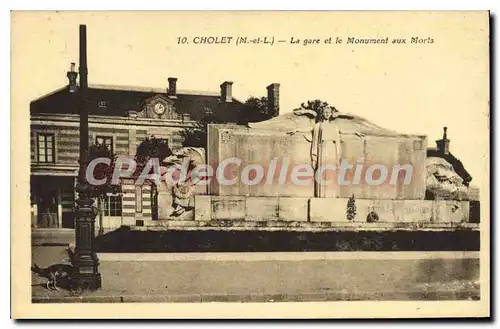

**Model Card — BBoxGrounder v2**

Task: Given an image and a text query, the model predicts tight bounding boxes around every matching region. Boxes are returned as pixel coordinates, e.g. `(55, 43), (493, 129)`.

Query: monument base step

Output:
(131, 220), (479, 232)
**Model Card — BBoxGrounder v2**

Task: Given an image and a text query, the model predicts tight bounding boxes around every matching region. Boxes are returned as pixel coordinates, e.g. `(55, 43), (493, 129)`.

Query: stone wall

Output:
(208, 124), (313, 198)
(157, 179), (207, 220)
(194, 195), (470, 224)
(207, 124), (427, 200)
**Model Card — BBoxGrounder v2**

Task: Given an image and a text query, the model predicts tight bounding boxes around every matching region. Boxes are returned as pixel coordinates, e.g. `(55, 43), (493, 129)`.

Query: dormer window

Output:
(98, 100), (107, 108)
(182, 113), (191, 121)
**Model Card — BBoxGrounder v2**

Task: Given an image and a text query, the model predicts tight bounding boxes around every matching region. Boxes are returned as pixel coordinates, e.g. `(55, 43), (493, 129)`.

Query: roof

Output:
(30, 84), (245, 123)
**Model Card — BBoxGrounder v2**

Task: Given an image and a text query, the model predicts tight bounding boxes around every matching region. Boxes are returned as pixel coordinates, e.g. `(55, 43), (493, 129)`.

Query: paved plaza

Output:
(32, 245), (480, 303)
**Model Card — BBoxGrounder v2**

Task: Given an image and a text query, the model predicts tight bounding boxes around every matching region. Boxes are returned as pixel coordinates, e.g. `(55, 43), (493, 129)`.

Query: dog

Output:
(31, 247), (76, 291)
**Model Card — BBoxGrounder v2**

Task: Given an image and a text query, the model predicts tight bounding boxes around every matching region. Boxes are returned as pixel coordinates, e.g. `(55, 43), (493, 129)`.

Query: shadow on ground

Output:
(94, 226), (480, 253)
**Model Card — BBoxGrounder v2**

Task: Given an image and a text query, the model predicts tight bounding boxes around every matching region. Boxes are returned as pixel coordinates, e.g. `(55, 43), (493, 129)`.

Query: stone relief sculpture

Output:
(248, 106), (403, 198)
(425, 156), (469, 200)
(161, 147), (206, 216)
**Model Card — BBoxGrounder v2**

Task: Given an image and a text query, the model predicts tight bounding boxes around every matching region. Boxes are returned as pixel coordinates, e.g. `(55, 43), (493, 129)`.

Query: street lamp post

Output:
(70, 24), (102, 291)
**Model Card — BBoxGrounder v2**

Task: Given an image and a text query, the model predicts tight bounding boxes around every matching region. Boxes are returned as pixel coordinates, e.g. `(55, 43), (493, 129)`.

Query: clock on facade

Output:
(153, 102), (166, 115)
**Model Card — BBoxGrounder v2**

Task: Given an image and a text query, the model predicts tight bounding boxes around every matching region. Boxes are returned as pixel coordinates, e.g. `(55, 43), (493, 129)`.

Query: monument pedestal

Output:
(193, 195), (471, 225)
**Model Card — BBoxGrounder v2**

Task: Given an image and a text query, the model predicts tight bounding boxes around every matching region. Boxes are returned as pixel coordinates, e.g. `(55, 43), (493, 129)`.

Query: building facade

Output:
(30, 65), (281, 230)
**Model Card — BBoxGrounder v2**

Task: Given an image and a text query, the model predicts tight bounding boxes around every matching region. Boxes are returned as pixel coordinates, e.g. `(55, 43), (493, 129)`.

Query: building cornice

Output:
(30, 113), (198, 129)
(31, 164), (79, 176)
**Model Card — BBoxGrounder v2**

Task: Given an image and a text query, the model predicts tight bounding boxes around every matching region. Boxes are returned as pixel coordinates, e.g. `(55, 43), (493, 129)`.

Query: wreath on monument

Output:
(366, 211), (380, 223)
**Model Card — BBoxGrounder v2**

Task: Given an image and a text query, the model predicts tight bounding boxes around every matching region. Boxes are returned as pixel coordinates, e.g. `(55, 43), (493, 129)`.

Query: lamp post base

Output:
(71, 181), (102, 292)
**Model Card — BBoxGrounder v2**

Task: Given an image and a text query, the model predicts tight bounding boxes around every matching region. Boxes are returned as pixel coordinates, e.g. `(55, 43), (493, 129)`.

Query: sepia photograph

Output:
(11, 10), (490, 318)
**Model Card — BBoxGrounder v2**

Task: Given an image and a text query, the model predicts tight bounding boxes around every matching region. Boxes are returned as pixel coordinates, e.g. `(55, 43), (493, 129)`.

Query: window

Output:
(98, 100), (107, 108)
(135, 186), (142, 213)
(103, 194), (122, 217)
(37, 133), (55, 163)
(96, 136), (114, 154)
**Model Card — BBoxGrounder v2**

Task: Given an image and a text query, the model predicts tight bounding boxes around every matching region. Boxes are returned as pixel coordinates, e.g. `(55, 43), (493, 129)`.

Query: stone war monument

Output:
(151, 104), (479, 228)
(185, 106), (479, 227)
(210, 107), (427, 200)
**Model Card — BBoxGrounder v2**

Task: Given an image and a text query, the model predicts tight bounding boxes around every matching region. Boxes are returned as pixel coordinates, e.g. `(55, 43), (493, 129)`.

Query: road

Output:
(31, 246), (480, 302)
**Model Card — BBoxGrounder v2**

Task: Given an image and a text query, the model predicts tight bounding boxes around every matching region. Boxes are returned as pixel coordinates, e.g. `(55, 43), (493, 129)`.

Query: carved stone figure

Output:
(161, 147), (206, 216)
(425, 156), (469, 200)
(249, 106), (403, 198)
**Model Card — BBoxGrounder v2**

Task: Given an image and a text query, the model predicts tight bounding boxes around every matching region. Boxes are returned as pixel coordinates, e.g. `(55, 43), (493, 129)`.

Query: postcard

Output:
(11, 11), (490, 319)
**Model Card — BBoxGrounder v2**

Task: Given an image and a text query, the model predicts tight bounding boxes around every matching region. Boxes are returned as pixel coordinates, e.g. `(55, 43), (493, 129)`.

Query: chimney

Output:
(436, 126), (450, 155)
(267, 83), (280, 117)
(220, 81), (233, 102)
(67, 62), (78, 93)
(167, 77), (178, 98)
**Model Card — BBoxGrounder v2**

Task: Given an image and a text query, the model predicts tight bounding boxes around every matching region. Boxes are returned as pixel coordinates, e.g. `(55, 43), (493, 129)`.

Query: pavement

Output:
(31, 246), (480, 303)
(32, 228), (75, 246)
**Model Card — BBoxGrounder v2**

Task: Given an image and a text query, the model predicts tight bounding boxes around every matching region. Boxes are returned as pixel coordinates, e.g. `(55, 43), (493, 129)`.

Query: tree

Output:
(135, 136), (173, 165)
(180, 119), (211, 149)
(132, 136), (174, 188)
(242, 96), (274, 123)
(133, 136), (174, 221)
(294, 100), (338, 119)
(86, 143), (120, 235)
(86, 143), (121, 197)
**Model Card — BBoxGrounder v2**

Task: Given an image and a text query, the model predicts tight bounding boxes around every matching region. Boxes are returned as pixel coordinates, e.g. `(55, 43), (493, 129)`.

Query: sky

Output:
(12, 11), (489, 190)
